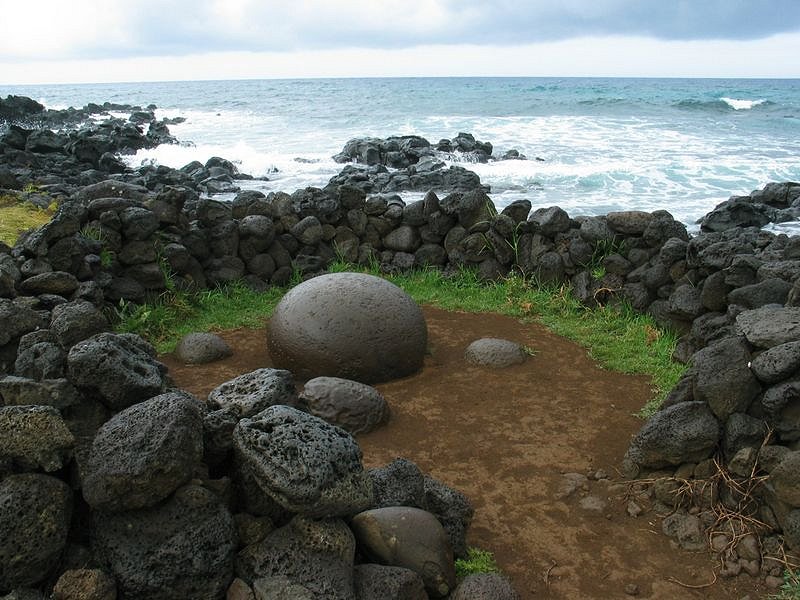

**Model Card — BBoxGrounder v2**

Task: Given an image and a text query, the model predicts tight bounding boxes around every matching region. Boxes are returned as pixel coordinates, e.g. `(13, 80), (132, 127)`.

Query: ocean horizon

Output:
(4, 76), (800, 229)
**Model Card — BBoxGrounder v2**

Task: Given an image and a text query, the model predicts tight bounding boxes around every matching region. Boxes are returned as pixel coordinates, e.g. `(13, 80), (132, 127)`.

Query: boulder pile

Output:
(4, 93), (800, 593)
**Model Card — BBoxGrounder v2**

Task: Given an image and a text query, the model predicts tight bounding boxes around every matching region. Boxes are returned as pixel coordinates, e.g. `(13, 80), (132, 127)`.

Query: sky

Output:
(1, 0), (799, 85)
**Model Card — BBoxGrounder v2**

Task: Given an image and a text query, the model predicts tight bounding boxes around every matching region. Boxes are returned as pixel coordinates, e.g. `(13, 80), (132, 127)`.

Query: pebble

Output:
(765, 575), (784, 589)
(624, 583), (640, 596)
(627, 500), (643, 518)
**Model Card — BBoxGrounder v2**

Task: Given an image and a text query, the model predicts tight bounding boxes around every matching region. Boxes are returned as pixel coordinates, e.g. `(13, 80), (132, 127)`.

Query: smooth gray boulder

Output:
(174, 332), (232, 364)
(233, 405), (373, 517)
(450, 573), (520, 600)
(50, 300), (110, 349)
(624, 401), (721, 473)
(692, 338), (761, 420)
(737, 306), (800, 348)
(237, 515), (355, 600)
(0, 474), (72, 592)
(298, 376), (389, 434)
(81, 391), (204, 512)
(208, 368), (297, 417)
(93, 484), (236, 600)
(0, 405), (74, 472)
(351, 506), (456, 598)
(67, 333), (168, 410)
(464, 338), (527, 368)
(353, 564), (427, 600)
(267, 272), (427, 384)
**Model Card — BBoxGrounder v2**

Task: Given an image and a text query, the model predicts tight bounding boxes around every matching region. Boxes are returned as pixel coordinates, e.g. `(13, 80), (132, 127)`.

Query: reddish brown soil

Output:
(162, 306), (767, 599)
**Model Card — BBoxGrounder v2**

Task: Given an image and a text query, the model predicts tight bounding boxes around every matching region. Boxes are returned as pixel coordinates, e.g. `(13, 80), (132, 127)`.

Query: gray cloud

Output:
(10, 0), (800, 60)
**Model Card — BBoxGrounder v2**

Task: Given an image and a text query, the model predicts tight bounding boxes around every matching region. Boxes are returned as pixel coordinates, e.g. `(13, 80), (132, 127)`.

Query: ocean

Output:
(4, 77), (800, 231)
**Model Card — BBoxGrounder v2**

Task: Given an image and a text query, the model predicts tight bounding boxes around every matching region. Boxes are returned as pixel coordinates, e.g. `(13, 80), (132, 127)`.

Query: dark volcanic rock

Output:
(0, 405), (74, 472)
(232, 405), (373, 518)
(50, 300), (110, 349)
(369, 458), (427, 509)
(465, 338), (527, 368)
(692, 338), (761, 420)
(624, 401), (721, 473)
(81, 391), (204, 512)
(737, 306), (800, 348)
(353, 564), (427, 600)
(207, 368), (297, 417)
(66, 333), (168, 410)
(0, 474), (72, 592)
(450, 573), (521, 600)
(236, 515), (355, 600)
(93, 484), (236, 600)
(267, 272), (427, 384)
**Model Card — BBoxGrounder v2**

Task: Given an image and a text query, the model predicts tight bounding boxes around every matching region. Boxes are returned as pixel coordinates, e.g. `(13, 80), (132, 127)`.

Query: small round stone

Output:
(267, 272), (427, 384)
(464, 338), (527, 368)
(175, 332), (232, 364)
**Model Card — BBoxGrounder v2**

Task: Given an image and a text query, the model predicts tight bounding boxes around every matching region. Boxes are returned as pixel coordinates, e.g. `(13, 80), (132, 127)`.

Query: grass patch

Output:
(115, 282), (287, 354)
(0, 194), (55, 245)
(114, 262), (685, 413)
(771, 571), (800, 600)
(455, 547), (500, 578)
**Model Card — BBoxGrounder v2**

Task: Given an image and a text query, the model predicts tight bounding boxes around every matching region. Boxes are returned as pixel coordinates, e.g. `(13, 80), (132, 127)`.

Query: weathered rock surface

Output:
(353, 564), (427, 600)
(51, 568), (117, 600)
(267, 273), (427, 384)
(233, 405), (373, 517)
(450, 573), (520, 600)
(624, 402), (721, 473)
(208, 368), (297, 417)
(67, 333), (168, 410)
(0, 474), (72, 592)
(298, 376), (389, 434)
(236, 516), (355, 600)
(0, 405), (74, 471)
(93, 484), (236, 600)
(737, 306), (800, 349)
(81, 391), (204, 512)
(692, 338), (761, 420)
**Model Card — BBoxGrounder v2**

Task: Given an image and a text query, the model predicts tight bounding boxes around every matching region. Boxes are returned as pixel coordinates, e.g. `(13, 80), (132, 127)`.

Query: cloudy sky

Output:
(1, 0), (799, 84)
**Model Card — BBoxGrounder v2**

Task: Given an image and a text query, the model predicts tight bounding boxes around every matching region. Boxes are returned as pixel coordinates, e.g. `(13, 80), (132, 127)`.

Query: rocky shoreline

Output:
(2, 94), (800, 598)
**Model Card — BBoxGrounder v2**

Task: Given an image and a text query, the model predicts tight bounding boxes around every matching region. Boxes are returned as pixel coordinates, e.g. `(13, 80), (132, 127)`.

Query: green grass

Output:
(0, 194), (56, 245)
(115, 282), (287, 354)
(771, 570), (800, 600)
(114, 261), (685, 413)
(455, 547), (500, 578)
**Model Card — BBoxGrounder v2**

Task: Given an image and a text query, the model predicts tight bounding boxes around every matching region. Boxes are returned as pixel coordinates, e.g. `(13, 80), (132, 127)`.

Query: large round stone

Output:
(267, 273), (427, 384)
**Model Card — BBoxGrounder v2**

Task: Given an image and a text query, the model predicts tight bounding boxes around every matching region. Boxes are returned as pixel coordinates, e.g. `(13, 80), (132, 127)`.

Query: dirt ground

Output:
(162, 306), (768, 600)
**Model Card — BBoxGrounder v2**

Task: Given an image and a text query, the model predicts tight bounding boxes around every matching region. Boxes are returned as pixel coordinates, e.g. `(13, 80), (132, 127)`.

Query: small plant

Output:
(79, 224), (107, 243)
(455, 547), (500, 578)
(99, 249), (115, 268)
(771, 570), (800, 600)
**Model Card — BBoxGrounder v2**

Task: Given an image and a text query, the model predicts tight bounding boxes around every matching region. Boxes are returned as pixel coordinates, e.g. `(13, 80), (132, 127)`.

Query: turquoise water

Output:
(4, 77), (800, 227)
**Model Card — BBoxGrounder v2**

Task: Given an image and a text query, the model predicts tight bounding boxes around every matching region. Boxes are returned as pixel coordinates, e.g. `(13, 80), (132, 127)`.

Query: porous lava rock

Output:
(353, 564), (427, 600)
(0, 405), (74, 471)
(92, 484), (236, 600)
(464, 338), (527, 368)
(0, 474), (73, 592)
(236, 515), (355, 600)
(298, 376), (389, 434)
(81, 391), (204, 512)
(208, 368), (297, 417)
(232, 405), (373, 518)
(266, 272), (427, 384)
(350, 506), (456, 598)
(450, 573), (521, 600)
